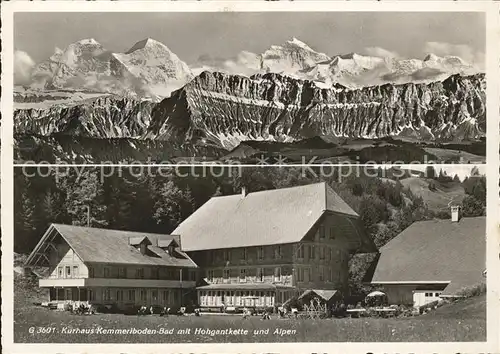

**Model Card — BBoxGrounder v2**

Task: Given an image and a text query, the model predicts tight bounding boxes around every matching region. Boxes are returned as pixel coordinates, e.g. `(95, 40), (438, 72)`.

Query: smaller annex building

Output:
(25, 224), (198, 311)
(369, 211), (486, 308)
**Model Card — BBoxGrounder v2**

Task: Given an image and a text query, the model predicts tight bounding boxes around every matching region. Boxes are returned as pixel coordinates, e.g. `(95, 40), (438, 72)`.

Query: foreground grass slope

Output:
(14, 273), (486, 343)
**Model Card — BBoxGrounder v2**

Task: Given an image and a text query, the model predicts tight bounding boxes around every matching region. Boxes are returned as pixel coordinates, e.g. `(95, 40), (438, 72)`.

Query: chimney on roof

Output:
(451, 205), (461, 222)
(241, 187), (247, 198)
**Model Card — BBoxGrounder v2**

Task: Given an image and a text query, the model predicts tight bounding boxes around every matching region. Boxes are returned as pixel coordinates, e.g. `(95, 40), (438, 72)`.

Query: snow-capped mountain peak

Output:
(444, 56), (468, 66)
(114, 38), (193, 82)
(126, 38), (167, 54)
(49, 47), (64, 62)
(424, 53), (469, 67)
(260, 38), (331, 73)
(285, 37), (314, 51)
(30, 37), (193, 99)
(75, 38), (100, 46)
(300, 52), (386, 88)
(59, 39), (106, 65)
(30, 38), (109, 90)
(299, 48), (479, 88)
(423, 53), (441, 62)
(64, 38), (105, 56)
(421, 53), (473, 75)
(27, 37), (483, 99)
(335, 53), (384, 67)
(338, 52), (360, 60)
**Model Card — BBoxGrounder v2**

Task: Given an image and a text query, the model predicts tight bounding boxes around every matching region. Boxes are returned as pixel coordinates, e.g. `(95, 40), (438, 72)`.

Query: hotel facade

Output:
(25, 183), (377, 311)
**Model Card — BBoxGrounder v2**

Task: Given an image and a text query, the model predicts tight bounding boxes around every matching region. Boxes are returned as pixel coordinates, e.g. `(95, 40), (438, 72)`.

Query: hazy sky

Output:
(14, 12), (485, 65)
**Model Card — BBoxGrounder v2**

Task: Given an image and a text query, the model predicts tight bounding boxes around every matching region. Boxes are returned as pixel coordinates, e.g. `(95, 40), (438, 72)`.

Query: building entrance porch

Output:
(49, 287), (89, 302)
(197, 285), (299, 310)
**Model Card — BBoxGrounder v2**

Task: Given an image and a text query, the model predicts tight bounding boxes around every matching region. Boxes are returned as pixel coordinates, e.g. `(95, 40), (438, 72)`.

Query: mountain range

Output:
(30, 38), (193, 99)
(24, 37), (481, 99)
(15, 70), (486, 160)
(14, 37), (486, 164)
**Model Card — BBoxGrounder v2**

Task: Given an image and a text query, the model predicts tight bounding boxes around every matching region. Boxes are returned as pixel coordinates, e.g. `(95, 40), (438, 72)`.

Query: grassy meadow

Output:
(14, 290), (486, 343)
(13, 263), (486, 343)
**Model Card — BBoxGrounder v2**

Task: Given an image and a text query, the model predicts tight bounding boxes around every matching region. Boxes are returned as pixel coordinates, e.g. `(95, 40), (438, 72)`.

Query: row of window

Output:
(200, 290), (274, 298)
(51, 288), (82, 301)
(206, 265), (342, 284)
(85, 266), (196, 281)
(207, 267), (285, 283)
(100, 288), (180, 303)
(295, 266), (341, 283)
(57, 265), (79, 278)
(318, 224), (337, 240)
(50, 287), (182, 303)
(199, 290), (298, 307)
(199, 290), (275, 307)
(207, 243), (344, 265)
(55, 264), (197, 281)
(296, 244), (343, 262)
(424, 292), (442, 297)
(209, 245), (284, 263)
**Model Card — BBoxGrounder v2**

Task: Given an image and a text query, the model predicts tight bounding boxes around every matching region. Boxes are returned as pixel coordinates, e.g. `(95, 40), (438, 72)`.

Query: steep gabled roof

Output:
(173, 182), (368, 252)
(26, 224), (197, 268)
(370, 217), (486, 296)
(298, 289), (339, 302)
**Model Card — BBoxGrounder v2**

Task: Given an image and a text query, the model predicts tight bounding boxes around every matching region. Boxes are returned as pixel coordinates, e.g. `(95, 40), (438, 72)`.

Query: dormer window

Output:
(128, 236), (152, 255)
(157, 237), (178, 256)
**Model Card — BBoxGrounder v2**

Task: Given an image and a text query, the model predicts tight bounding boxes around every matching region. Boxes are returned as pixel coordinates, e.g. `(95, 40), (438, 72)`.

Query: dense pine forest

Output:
(14, 165), (486, 294)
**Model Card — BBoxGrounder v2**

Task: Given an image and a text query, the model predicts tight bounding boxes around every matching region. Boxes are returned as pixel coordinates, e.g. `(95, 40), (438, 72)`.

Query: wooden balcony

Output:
(39, 277), (196, 288)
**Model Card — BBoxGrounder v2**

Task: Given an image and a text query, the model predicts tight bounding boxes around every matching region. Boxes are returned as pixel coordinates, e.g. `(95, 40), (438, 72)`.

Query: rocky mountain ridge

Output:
(15, 95), (155, 138)
(15, 71), (486, 150)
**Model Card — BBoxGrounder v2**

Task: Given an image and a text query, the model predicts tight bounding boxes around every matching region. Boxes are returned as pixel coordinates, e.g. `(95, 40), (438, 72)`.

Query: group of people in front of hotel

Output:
(241, 306), (298, 320)
(137, 305), (202, 316)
